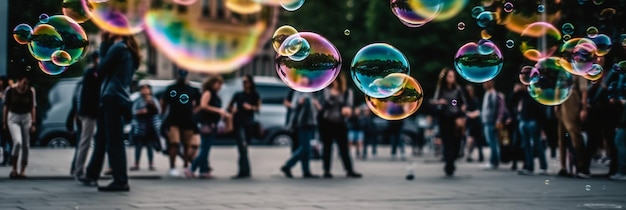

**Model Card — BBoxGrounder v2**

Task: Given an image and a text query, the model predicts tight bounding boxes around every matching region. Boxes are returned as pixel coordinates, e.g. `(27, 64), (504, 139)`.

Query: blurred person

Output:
(80, 34), (140, 191)
(431, 68), (466, 176)
(4, 74), (36, 179)
(386, 119), (405, 161)
(281, 79), (321, 178)
(480, 79), (507, 170)
(544, 105), (559, 159)
(347, 105), (365, 159)
(318, 74), (362, 178)
(611, 89), (626, 181)
(228, 74), (261, 179)
(187, 76), (229, 179)
(515, 84), (548, 176)
(507, 83), (524, 171)
(160, 69), (201, 177)
(555, 75), (590, 178)
(284, 89), (299, 152)
(0, 76), (11, 166)
(69, 52), (101, 178)
(464, 84), (484, 163)
(129, 83), (161, 171)
(361, 104), (377, 160)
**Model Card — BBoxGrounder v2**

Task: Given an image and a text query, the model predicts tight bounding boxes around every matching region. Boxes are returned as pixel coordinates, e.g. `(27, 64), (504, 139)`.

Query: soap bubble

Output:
(538, 5), (545, 13)
(179, 94), (190, 104)
(520, 22), (561, 62)
(471, 6), (484, 18)
(505, 39), (514, 48)
(476, 11), (494, 28)
(280, 34), (311, 61)
(562, 23), (574, 35)
(591, 34), (612, 56)
(481, 29), (491, 40)
(519, 65), (538, 85)
(62, 0), (90, 23)
(586, 26), (599, 38)
(457, 22), (466, 30)
(173, 0), (198, 5)
(344, 29), (351, 36)
(170, 90), (178, 98)
(391, 0), (442, 27)
(454, 41), (504, 83)
(365, 74), (423, 120)
(272, 25), (299, 54)
(38, 60), (68, 75)
(82, 0), (150, 35)
(51, 50), (72, 67)
(351, 43), (410, 98)
(280, 0), (305, 11)
(13, 24), (33, 45)
(583, 64), (603, 81)
(39, 13), (49, 23)
(29, 24), (63, 61)
(477, 39), (496, 55)
(528, 57), (574, 106)
(225, 0), (263, 14)
(276, 32), (341, 92)
(503, 2), (514, 13)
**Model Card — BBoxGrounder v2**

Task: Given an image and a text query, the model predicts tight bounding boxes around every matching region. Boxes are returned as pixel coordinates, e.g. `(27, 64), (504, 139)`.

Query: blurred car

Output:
(37, 77), (81, 148)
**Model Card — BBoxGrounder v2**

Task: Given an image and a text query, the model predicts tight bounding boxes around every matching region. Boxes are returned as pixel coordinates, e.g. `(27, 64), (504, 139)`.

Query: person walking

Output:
(431, 68), (466, 177)
(4, 74), (36, 179)
(0, 76), (11, 166)
(516, 84), (549, 176)
(387, 119), (405, 161)
(555, 76), (590, 178)
(187, 76), (229, 179)
(228, 74), (261, 179)
(464, 84), (484, 163)
(480, 79), (507, 170)
(129, 83), (161, 171)
(347, 105), (365, 159)
(281, 84), (321, 178)
(361, 104), (377, 160)
(69, 52), (101, 178)
(318, 74), (362, 178)
(79, 34), (140, 191)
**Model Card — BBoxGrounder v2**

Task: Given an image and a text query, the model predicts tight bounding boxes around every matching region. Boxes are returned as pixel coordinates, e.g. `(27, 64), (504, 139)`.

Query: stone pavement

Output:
(0, 146), (625, 210)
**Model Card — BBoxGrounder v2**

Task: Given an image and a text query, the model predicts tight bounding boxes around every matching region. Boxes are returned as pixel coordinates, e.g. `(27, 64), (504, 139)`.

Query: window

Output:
(257, 85), (289, 105)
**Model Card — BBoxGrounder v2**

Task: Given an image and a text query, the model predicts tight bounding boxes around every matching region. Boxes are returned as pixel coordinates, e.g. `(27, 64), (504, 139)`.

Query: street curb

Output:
(0, 175), (163, 181)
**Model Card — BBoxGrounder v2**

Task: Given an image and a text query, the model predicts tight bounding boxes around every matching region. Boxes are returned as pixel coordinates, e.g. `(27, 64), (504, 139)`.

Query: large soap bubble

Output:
(454, 41), (504, 83)
(62, 0), (90, 23)
(81, 0), (150, 35)
(391, 0), (442, 27)
(528, 57), (574, 106)
(276, 32), (342, 92)
(351, 43), (410, 98)
(520, 22), (561, 62)
(365, 73), (423, 120)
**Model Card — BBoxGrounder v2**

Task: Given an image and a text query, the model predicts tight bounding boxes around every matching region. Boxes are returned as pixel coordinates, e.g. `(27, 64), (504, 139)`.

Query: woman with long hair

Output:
(318, 74), (362, 178)
(4, 74), (36, 179)
(228, 74), (261, 179)
(187, 75), (229, 178)
(432, 68), (466, 177)
(80, 34), (140, 191)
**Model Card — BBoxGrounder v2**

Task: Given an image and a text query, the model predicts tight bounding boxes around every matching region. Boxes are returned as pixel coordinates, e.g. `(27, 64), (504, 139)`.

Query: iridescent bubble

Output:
(43, 15), (89, 64)
(569, 38), (598, 75)
(545, 180), (550, 185)
(272, 25), (299, 54)
(173, 0), (198, 5)
(365, 74), (423, 120)
(451, 99), (457, 106)
(505, 39), (514, 48)
(179, 94), (190, 104)
(592, 0), (603, 5)
(585, 185), (592, 191)
(39, 14), (49, 23)
(82, 0), (150, 35)
(583, 64), (603, 81)
(51, 50), (72, 67)
(280, 0), (305, 11)
(29, 24), (63, 61)
(481, 0), (494, 7)
(144, 2), (277, 73)
(528, 57), (574, 106)
(13, 24), (33, 45)
(561, 23), (574, 35)
(169, 90), (177, 97)
(225, 0), (263, 14)
(351, 43), (410, 98)
(457, 22), (466, 30)
(454, 41), (504, 83)
(503, 2), (514, 13)
(537, 5), (545, 13)
(621, 34), (626, 47)
(369, 73), (409, 99)
(344, 29), (351, 36)
(276, 32), (341, 92)
(586, 26), (599, 38)
(519, 65), (538, 85)
(476, 11), (494, 28)
(38, 60), (68, 75)
(282, 35), (310, 61)
(471, 6), (484, 18)
(520, 22), (561, 62)
(410, 0), (467, 21)
(563, 34), (572, 42)
(591, 34), (612, 56)
(391, 0), (442, 28)
(477, 39), (496, 55)
(62, 0), (90, 23)
(480, 29), (491, 40)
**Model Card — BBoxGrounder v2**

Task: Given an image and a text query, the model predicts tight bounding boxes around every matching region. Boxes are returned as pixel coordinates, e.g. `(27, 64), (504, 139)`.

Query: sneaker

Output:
(323, 173), (333, 179)
(280, 167), (293, 178)
(537, 170), (549, 176)
(576, 172), (591, 179)
(77, 176), (98, 187)
(346, 172), (362, 178)
(557, 169), (572, 177)
(183, 168), (194, 178)
(129, 166), (139, 171)
(517, 170), (533, 176)
(97, 182), (130, 192)
(609, 173), (626, 181)
(168, 169), (181, 177)
(302, 173), (320, 178)
(197, 173), (214, 179)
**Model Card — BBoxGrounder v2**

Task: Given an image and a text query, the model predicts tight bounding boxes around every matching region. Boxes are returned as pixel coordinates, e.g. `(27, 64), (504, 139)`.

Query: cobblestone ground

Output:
(0, 146), (624, 210)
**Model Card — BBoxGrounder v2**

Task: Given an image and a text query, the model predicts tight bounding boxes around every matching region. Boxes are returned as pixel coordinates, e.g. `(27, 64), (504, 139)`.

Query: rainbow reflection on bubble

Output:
(476, 11), (494, 28)
(591, 34), (612, 57)
(38, 60), (68, 75)
(51, 50), (72, 67)
(273, 25), (298, 55)
(62, 0), (90, 23)
(391, 0), (441, 28)
(454, 41), (503, 83)
(225, 0), (263, 14)
(351, 43), (410, 98)
(562, 23), (574, 35)
(144, 1), (277, 74)
(13, 24), (33, 45)
(82, 0), (150, 35)
(282, 34), (310, 61)
(564, 38), (597, 75)
(173, 0), (198, 5)
(520, 22), (561, 62)
(276, 32), (341, 92)
(280, 0), (304, 11)
(369, 73), (409, 100)
(410, 0), (467, 21)
(586, 26), (599, 38)
(519, 65), (538, 85)
(583, 64), (603, 81)
(528, 57), (574, 106)
(365, 74), (423, 120)
(29, 24), (62, 61)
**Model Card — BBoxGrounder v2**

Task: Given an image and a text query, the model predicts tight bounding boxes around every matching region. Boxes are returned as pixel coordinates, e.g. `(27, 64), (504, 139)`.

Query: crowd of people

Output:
(0, 32), (625, 193)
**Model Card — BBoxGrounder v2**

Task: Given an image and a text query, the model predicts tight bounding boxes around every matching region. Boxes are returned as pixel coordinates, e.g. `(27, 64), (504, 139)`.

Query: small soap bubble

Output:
(545, 180), (550, 185)
(344, 29), (350, 36)
(169, 90), (177, 98)
(585, 185), (591, 191)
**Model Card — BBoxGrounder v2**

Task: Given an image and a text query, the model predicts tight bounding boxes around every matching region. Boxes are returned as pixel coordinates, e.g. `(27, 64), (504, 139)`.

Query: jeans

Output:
(440, 117), (462, 174)
(615, 128), (626, 174)
(191, 130), (215, 174)
(235, 123), (252, 176)
(518, 120), (547, 171)
(389, 131), (404, 156)
(483, 123), (500, 167)
(8, 112), (32, 167)
(85, 97), (129, 184)
(73, 116), (96, 176)
(134, 134), (154, 166)
(319, 120), (354, 174)
(363, 132), (377, 157)
(283, 127), (315, 174)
